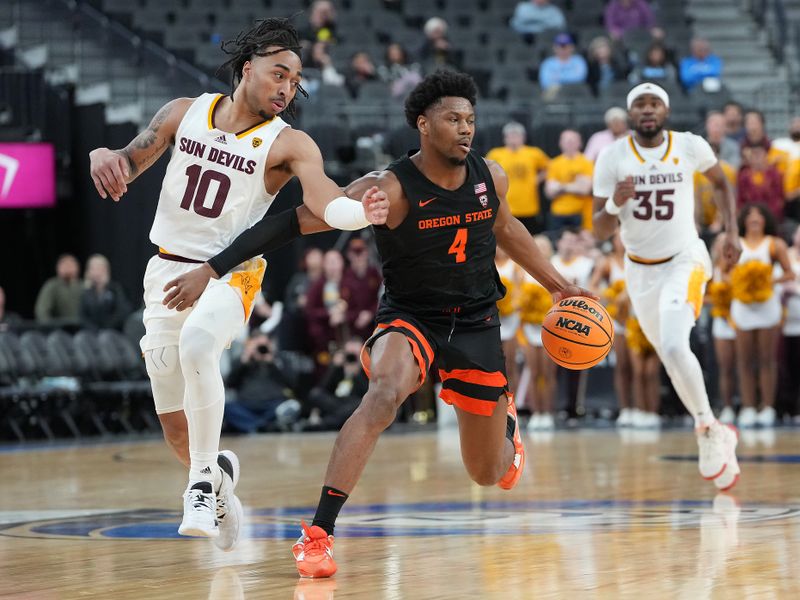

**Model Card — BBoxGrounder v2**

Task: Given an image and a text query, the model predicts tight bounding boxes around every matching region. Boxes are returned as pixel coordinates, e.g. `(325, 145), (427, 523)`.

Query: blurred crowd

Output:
(294, 0), (729, 102)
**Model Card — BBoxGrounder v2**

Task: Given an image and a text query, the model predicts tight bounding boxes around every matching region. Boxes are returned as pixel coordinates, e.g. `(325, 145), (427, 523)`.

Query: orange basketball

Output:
(541, 296), (614, 370)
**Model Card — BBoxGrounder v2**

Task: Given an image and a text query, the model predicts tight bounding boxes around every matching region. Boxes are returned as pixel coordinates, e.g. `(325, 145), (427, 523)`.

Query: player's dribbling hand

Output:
(162, 263), (218, 311)
(720, 231), (742, 265)
(89, 148), (129, 202)
(550, 285), (599, 304)
(612, 176), (636, 207)
(361, 186), (390, 225)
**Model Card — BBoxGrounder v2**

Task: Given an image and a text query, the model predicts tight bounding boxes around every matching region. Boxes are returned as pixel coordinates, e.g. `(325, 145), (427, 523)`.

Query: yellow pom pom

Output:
(602, 280), (627, 322)
(497, 276), (518, 317)
(731, 261), (773, 304)
(706, 280), (733, 318)
(519, 282), (553, 324)
(626, 317), (655, 355)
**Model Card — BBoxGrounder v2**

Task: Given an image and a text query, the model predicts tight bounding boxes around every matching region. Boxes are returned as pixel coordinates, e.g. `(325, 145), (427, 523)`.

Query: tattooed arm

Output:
(89, 98), (192, 201)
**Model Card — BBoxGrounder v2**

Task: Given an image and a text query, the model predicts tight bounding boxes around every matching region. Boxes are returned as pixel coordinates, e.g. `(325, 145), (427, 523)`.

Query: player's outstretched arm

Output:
(161, 205), (330, 311)
(280, 129), (389, 229)
(161, 176), (392, 310)
(487, 160), (595, 302)
(89, 98), (192, 201)
(704, 163), (742, 264)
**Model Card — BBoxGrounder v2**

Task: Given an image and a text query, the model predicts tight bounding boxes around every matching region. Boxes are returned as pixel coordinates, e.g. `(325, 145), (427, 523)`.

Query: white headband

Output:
(626, 83), (670, 110)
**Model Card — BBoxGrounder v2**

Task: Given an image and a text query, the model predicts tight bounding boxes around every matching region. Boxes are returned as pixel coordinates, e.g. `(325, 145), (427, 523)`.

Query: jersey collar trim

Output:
(235, 117), (274, 139)
(207, 94), (224, 130)
(628, 131), (672, 163)
(207, 93), (275, 138)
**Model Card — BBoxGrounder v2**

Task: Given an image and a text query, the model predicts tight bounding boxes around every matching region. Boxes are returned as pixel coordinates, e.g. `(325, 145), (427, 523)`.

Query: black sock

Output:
(312, 486), (349, 535)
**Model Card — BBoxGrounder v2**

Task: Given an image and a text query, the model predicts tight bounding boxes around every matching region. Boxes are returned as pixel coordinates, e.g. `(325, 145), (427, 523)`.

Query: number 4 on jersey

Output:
(448, 228), (468, 263)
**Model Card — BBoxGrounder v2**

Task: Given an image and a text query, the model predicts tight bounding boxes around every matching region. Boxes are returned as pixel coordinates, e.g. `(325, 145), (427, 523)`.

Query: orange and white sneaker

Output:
(697, 421), (740, 491)
(498, 396), (525, 490)
(292, 521), (337, 578)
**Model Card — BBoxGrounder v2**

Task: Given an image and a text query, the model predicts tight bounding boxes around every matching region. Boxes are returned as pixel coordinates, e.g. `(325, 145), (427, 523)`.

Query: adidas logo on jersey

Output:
(214, 134), (227, 145)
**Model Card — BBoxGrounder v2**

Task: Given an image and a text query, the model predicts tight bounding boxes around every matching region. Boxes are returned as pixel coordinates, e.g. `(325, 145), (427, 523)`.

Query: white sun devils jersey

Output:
(149, 93), (289, 260)
(593, 131), (717, 260)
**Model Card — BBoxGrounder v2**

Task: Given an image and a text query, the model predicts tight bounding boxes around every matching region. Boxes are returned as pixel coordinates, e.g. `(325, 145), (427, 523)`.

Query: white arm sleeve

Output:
(323, 196), (371, 230)
(592, 146), (618, 199)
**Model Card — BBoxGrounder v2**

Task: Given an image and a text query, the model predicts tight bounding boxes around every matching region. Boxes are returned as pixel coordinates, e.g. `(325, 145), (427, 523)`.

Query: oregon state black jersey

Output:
(375, 150), (506, 319)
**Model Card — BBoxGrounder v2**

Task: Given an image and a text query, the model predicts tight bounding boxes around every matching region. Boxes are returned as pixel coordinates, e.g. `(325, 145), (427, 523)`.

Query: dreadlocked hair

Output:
(404, 69), (477, 129)
(218, 17), (308, 119)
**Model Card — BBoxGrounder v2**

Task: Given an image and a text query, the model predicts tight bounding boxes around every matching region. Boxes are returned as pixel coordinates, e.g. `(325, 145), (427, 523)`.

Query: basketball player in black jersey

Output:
(162, 71), (592, 577)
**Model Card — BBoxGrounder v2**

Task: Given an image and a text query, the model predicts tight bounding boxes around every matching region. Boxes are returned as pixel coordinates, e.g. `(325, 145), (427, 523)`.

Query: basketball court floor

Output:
(1, 427), (798, 599)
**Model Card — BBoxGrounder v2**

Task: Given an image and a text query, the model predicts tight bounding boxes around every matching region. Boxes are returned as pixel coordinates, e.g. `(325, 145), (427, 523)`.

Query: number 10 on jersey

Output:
(180, 165), (231, 218)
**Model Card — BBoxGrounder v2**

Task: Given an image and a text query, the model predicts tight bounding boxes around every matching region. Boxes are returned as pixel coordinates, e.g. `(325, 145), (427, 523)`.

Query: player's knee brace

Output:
(178, 326), (220, 376)
(144, 345), (185, 414)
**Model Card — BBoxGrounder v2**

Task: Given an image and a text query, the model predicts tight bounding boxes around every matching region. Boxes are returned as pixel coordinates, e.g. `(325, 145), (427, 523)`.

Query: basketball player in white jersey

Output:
(88, 18), (389, 548)
(592, 83), (743, 491)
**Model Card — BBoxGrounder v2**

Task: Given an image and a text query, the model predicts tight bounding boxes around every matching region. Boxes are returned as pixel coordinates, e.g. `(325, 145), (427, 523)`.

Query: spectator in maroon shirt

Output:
(305, 249), (349, 365)
(737, 139), (785, 221)
(341, 237), (382, 340)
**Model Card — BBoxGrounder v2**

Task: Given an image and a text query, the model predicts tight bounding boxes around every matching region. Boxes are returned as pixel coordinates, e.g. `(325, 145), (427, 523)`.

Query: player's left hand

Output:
(551, 285), (599, 304)
(162, 262), (218, 311)
(362, 186), (389, 225)
(720, 231), (742, 265)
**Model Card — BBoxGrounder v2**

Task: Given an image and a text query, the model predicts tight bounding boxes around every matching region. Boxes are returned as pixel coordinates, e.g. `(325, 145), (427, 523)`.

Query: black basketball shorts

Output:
(361, 309), (509, 416)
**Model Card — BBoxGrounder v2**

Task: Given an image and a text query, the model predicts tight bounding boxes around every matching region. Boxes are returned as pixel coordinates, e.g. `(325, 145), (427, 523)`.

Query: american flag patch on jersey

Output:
(474, 182), (487, 194)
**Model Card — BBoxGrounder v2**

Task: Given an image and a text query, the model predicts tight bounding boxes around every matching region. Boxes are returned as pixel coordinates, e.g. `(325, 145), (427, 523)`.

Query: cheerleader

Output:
(626, 313), (663, 428)
(495, 246), (524, 396)
(780, 224), (800, 424)
(707, 234), (737, 424)
(551, 229), (597, 420)
(521, 236), (557, 430)
(589, 233), (634, 426)
(730, 204), (794, 427)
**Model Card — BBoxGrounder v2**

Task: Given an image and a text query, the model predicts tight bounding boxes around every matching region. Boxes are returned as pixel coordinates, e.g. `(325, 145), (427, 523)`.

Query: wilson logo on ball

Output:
(542, 296), (614, 370)
(558, 299), (605, 322)
(555, 317), (592, 336)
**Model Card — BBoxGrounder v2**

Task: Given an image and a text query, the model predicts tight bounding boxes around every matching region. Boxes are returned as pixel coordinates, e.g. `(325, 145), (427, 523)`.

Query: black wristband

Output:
(207, 208), (301, 276)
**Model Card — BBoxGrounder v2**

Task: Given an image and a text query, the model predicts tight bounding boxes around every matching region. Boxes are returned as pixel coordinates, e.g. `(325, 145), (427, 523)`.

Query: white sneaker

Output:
(631, 409), (648, 429)
(616, 408), (633, 427)
(540, 413), (555, 430)
(737, 406), (758, 428)
(214, 450), (243, 551)
(179, 481), (219, 538)
(697, 422), (740, 490)
(713, 439), (741, 492)
(646, 412), (661, 429)
(756, 406), (776, 428)
(719, 406), (736, 425)
(527, 413), (542, 431)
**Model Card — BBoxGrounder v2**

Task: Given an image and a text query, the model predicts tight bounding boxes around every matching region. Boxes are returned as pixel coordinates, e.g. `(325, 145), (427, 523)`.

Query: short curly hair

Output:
(404, 69), (477, 129)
